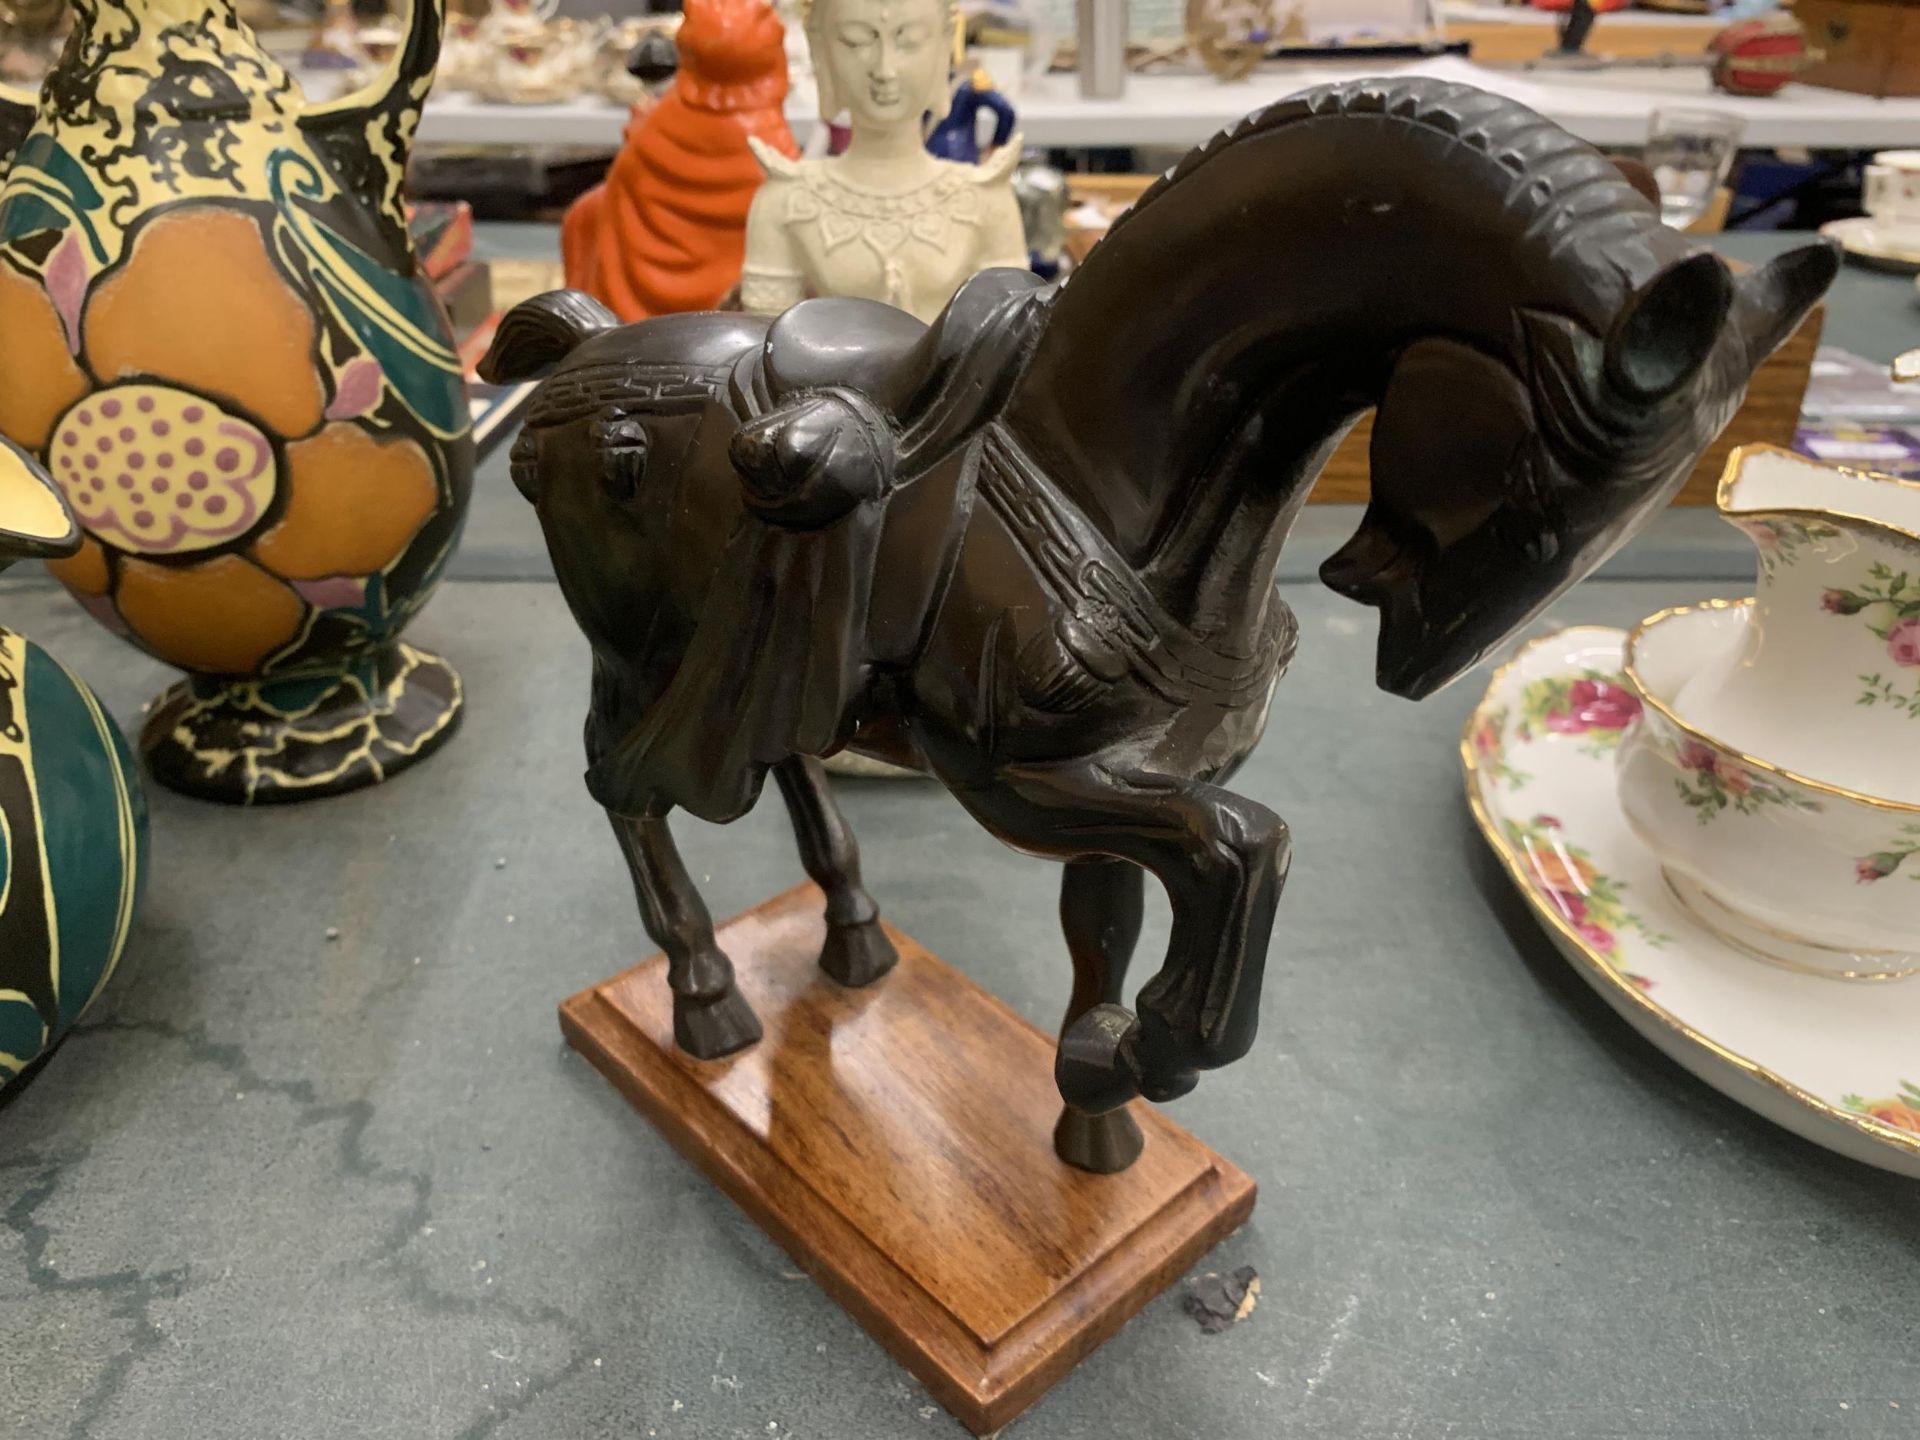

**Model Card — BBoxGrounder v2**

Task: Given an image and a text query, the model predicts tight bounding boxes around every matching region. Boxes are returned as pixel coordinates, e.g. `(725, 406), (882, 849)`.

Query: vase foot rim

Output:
(139, 642), (462, 805)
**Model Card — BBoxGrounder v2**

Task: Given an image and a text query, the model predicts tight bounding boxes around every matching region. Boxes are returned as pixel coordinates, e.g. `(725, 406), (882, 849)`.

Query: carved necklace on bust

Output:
(743, 142), (1021, 319)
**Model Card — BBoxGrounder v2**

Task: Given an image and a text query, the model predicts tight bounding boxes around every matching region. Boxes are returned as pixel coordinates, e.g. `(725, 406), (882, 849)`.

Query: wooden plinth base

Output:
(559, 883), (1256, 1435)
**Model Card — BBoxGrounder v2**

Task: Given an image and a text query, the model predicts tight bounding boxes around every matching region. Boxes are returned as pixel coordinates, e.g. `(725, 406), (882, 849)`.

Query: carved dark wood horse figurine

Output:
(483, 79), (1834, 1173)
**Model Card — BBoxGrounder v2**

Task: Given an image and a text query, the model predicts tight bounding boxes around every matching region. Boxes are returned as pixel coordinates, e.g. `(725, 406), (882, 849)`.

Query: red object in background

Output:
(1710, 12), (1817, 97)
(405, 201), (474, 283)
(561, 0), (798, 321)
(1528, 0), (1631, 12)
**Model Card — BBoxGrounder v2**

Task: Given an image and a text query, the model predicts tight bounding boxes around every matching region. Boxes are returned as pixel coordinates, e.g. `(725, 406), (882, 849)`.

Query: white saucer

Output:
(1819, 216), (1920, 274)
(1463, 626), (1920, 1178)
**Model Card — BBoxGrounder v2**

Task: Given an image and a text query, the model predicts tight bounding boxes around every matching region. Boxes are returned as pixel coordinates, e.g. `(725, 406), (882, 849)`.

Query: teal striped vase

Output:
(0, 434), (147, 1093)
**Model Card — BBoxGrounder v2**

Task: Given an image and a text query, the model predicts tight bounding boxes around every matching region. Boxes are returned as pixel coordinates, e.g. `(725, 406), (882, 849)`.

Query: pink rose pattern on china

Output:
(1545, 677), (1641, 734)
(1739, 515), (1839, 575)
(1486, 670), (1644, 792)
(1470, 703), (1530, 790)
(47, 383), (278, 555)
(1665, 721), (1913, 891)
(1667, 730), (1820, 823)
(1514, 671), (1642, 761)
(1855, 824), (1920, 885)
(1891, 615), (1920, 668)
(1500, 812), (1665, 989)
(1818, 562), (1920, 720)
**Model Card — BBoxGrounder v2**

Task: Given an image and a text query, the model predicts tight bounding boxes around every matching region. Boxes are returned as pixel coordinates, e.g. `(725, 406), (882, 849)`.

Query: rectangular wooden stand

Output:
(559, 884), (1256, 1435)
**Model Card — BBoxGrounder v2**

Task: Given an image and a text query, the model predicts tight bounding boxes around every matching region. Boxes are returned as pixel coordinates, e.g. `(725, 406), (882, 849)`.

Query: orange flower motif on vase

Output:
(0, 0), (468, 804)
(0, 204), (448, 679)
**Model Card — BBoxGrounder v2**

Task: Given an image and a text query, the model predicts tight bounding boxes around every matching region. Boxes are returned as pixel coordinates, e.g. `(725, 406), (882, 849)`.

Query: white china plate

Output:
(1819, 216), (1920, 274)
(1463, 626), (1920, 1178)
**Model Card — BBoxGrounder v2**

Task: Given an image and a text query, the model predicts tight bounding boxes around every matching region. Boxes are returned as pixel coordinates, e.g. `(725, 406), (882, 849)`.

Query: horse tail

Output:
(478, 290), (619, 382)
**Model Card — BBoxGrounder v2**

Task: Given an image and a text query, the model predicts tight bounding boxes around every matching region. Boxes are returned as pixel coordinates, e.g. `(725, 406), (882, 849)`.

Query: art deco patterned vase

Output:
(0, 436), (147, 1094)
(0, 0), (473, 803)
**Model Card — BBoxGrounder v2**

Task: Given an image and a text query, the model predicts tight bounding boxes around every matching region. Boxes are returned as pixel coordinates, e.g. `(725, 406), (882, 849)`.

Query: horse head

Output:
(480, 292), (763, 672)
(1002, 79), (1837, 701)
(1328, 238), (1835, 699)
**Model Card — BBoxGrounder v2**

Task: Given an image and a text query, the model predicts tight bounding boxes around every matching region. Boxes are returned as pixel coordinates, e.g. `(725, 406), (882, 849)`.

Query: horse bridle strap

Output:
(976, 427), (1296, 709)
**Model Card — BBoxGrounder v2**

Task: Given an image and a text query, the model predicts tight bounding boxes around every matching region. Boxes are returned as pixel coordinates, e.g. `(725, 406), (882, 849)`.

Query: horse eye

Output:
(1496, 507), (1560, 566)
(601, 420), (648, 503)
(508, 429), (540, 502)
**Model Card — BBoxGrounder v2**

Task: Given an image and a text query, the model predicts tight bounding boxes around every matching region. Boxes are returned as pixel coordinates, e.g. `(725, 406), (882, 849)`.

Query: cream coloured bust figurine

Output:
(741, 0), (1027, 322)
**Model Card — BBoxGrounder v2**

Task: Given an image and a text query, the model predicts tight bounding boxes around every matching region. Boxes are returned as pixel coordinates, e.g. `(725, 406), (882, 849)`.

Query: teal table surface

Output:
(3, 228), (1917, 1440)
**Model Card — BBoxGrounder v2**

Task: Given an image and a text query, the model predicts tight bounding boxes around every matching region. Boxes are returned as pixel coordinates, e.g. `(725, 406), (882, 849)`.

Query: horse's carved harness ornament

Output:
(483, 79), (1837, 1173)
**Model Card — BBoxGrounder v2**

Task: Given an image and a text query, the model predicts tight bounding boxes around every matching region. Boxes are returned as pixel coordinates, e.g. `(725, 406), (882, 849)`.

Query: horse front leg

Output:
(607, 809), (764, 1060)
(773, 756), (898, 987)
(1055, 857), (1147, 1173)
(952, 758), (1291, 1131)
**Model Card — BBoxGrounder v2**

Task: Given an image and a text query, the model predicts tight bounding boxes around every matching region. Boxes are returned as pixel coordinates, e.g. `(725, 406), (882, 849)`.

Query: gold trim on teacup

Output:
(1461, 627), (1920, 1162)
(1714, 441), (1920, 549)
(1660, 870), (1920, 982)
(1623, 598), (1920, 815)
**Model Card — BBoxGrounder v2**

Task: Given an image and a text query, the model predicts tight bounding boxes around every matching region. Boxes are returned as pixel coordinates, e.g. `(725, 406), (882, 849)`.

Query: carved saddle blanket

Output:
(583, 272), (1051, 823)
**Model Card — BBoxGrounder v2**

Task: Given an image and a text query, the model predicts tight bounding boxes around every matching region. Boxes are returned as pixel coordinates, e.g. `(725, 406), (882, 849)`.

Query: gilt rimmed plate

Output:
(1463, 626), (1920, 1178)
(1819, 216), (1920, 275)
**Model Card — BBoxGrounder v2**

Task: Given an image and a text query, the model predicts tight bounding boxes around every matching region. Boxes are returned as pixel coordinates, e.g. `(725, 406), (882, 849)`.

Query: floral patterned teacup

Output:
(1672, 445), (1920, 802)
(1865, 149), (1920, 246)
(1619, 599), (1920, 980)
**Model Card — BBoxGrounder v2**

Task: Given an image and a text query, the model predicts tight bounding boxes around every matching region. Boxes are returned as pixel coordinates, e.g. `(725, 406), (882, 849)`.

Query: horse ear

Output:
(1732, 239), (1839, 364)
(479, 290), (618, 383)
(1604, 251), (1733, 402)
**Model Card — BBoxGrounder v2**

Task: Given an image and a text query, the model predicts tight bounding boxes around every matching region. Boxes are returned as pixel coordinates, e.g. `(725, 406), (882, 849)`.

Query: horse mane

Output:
(1103, 78), (1666, 298)
(479, 290), (620, 384)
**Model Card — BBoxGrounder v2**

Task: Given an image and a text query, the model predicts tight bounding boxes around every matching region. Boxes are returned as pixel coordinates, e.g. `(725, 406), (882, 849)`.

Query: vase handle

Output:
(298, 0), (445, 248)
(0, 81), (38, 174)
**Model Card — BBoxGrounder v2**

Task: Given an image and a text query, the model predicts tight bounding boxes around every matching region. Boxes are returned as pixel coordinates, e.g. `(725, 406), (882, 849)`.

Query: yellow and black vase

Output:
(0, 436), (146, 1094)
(0, 0), (472, 803)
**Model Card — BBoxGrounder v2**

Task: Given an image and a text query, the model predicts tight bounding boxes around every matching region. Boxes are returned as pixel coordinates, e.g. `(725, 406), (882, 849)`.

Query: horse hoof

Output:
(820, 921), (897, 988)
(1054, 1105), (1144, 1174)
(673, 988), (763, 1059)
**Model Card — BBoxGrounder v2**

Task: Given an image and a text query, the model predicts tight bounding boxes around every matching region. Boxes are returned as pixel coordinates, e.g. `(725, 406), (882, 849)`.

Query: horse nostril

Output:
(1321, 524), (1403, 598)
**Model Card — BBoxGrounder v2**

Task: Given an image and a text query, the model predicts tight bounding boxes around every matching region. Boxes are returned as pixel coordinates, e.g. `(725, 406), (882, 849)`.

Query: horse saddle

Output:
(753, 266), (1045, 418)
(735, 268), (1050, 478)
(729, 267), (1055, 663)
(589, 271), (1054, 821)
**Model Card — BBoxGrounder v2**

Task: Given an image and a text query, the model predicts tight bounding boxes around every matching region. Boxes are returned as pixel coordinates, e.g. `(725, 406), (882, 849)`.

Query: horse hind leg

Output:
(774, 757), (898, 988)
(1054, 858), (1147, 1174)
(607, 809), (762, 1059)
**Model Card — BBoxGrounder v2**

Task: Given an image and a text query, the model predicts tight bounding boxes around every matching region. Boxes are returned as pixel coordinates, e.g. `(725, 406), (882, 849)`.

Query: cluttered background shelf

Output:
(410, 57), (1920, 149)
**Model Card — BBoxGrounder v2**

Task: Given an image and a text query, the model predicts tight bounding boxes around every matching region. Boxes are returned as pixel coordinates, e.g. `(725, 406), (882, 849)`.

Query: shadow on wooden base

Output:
(559, 883), (1256, 1434)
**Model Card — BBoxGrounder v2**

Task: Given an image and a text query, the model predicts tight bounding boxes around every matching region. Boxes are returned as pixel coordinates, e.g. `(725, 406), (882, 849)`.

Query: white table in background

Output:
(413, 56), (1920, 152)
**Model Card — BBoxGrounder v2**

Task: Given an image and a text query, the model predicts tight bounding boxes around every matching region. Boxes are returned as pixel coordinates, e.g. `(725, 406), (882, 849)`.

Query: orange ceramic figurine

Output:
(562, 0), (798, 321)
